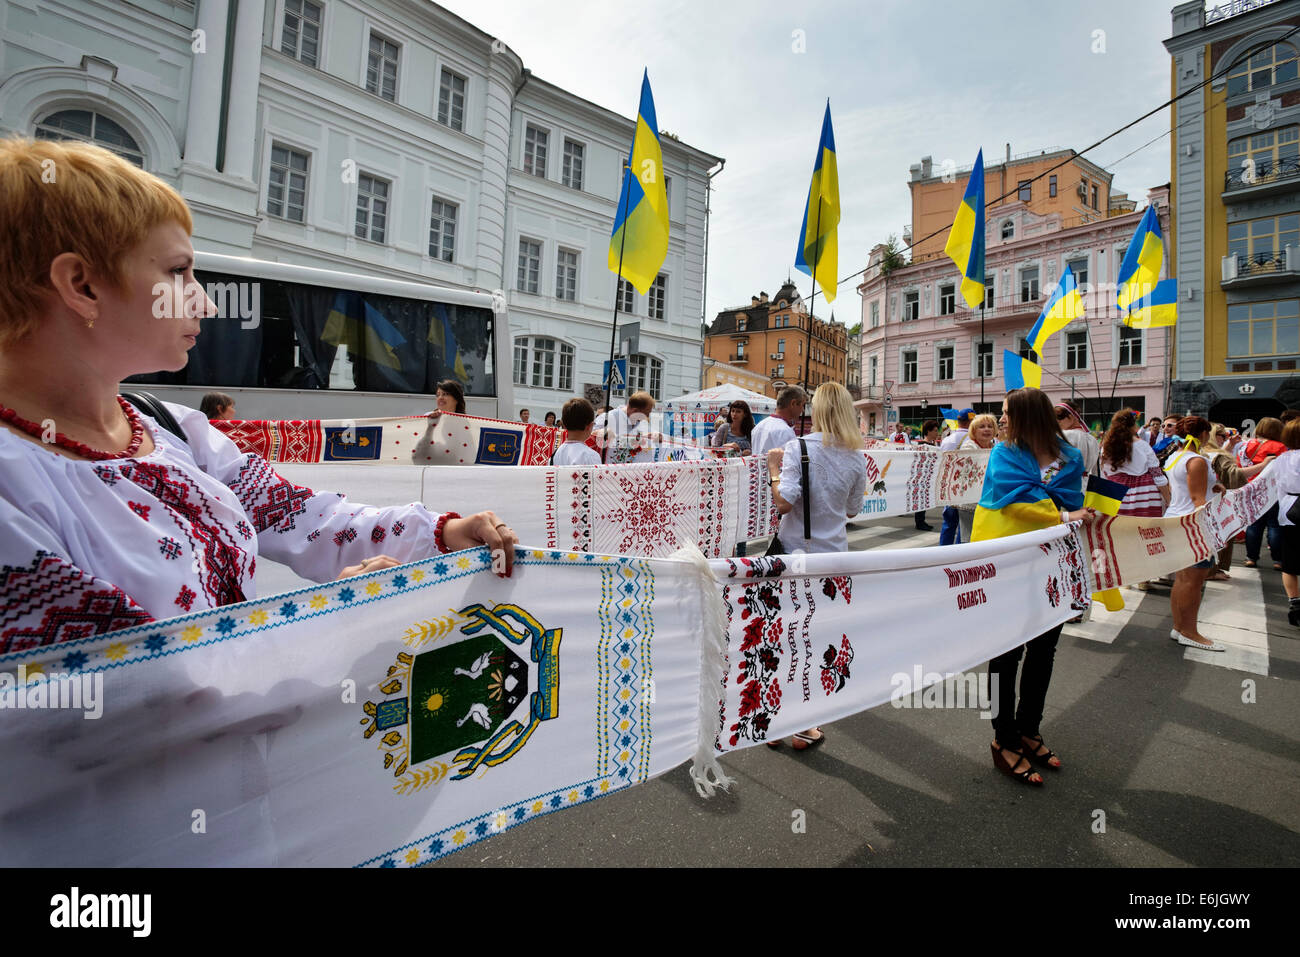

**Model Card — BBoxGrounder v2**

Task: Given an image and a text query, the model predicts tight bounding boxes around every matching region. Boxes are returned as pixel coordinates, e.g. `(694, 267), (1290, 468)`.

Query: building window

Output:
(523, 124), (548, 177)
(366, 32), (399, 102)
(975, 341), (993, 378)
(1001, 220), (1014, 240)
(902, 349), (918, 383)
(736, 316), (747, 332)
(1018, 180), (1031, 202)
(869, 354), (878, 386)
(34, 109), (144, 166)
(776, 338), (786, 355)
(903, 291), (919, 321)
(870, 301), (880, 328)
(629, 354), (662, 399)
(985, 277), (995, 309)
(664, 174), (672, 217)
(736, 341), (746, 359)
(1049, 174), (1057, 198)
(555, 247), (578, 301)
(1228, 213), (1300, 268)
(1066, 257), (1088, 285)
(939, 283), (955, 315)
(517, 238), (541, 294)
(1228, 125), (1300, 182)
(936, 345), (954, 380)
(428, 196), (457, 262)
(648, 274), (667, 320)
(281, 0), (322, 68)
(1018, 337), (1039, 364)
(776, 364), (785, 378)
(1226, 40), (1299, 96)
(1118, 325), (1143, 367)
(513, 336), (574, 391)
(266, 143), (309, 222)
(562, 139), (584, 190)
(1228, 299), (1300, 356)
(1091, 185), (1099, 210)
(1065, 330), (1088, 370)
(617, 278), (634, 313)
(437, 68), (466, 131)
(1020, 266), (1040, 303)
(354, 173), (389, 242)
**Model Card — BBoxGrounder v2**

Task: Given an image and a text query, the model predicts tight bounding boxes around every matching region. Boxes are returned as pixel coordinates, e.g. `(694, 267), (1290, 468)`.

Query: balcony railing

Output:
(729, 353), (748, 363)
(1222, 247), (1300, 283)
(1224, 158), (1300, 193)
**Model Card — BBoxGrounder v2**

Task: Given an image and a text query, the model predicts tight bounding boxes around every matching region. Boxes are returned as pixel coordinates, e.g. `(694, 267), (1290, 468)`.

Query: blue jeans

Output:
(939, 506), (961, 545)
(1245, 504), (1280, 563)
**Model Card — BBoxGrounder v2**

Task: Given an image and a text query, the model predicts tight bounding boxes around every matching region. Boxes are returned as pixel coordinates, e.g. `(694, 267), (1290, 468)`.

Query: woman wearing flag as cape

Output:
(971, 387), (1096, 786)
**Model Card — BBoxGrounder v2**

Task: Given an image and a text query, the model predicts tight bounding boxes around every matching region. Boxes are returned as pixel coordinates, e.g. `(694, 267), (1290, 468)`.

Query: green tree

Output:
(879, 235), (906, 277)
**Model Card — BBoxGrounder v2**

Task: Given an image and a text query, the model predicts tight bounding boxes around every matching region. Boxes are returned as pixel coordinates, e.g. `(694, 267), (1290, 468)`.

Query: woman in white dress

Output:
(0, 137), (517, 653)
(1165, 417), (1225, 652)
(956, 413), (998, 544)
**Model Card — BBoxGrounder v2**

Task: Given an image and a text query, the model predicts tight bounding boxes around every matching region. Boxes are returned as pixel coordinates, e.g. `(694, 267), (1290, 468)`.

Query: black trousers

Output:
(989, 622), (1063, 748)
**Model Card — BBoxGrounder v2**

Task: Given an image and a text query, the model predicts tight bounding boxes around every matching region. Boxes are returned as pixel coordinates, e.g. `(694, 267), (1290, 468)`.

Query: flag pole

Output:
(979, 300), (986, 407)
(602, 165), (633, 464)
(1107, 314), (1128, 416)
(800, 200), (822, 435)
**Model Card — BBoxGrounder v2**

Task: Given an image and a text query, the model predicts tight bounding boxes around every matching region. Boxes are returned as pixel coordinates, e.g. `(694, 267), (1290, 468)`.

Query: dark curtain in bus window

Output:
(428, 304), (494, 396)
(284, 287), (342, 388)
(186, 307), (262, 386)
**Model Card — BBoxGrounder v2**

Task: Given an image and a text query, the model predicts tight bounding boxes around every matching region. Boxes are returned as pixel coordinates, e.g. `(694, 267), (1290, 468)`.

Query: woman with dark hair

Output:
(1165, 417), (1225, 651)
(433, 379), (466, 415)
(1205, 423), (1274, 579)
(971, 387), (1094, 786)
(1242, 416), (1286, 568)
(711, 400), (755, 455)
(1099, 409), (1169, 518)
(1274, 419), (1300, 625)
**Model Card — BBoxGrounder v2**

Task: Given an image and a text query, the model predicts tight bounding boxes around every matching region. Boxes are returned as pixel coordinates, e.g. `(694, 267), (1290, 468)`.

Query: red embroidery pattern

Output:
(371, 526), (386, 544)
(128, 501), (151, 521)
(0, 553), (153, 653)
(227, 455), (312, 534)
(819, 636), (854, 695)
(175, 585), (196, 611)
(728, 580), (784, 746)
(333, 528), (357, 547)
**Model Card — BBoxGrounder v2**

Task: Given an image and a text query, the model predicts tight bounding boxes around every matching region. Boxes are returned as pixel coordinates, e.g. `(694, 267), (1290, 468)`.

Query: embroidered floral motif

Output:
(93, 465), (119, 486)
(236, 520), (253, 540)
(228, 455), (312, 534)
(128, 501), (151, 521)
(820, 635), (854, 694)
(728, 580), (784, 746)
(371, 526), (386, 544)
(175, 585), (196, 611)
(157, 537), (182, 560)
(391, 520), (405, 537)
(333, 527), (357, 547)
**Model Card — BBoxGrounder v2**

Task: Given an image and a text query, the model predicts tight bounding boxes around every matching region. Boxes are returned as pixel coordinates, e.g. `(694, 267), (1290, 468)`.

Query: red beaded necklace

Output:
(0, 395), (146, 460)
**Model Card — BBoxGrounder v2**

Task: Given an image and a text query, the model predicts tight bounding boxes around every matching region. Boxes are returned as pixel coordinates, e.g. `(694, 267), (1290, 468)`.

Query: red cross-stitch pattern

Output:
(0, 553), (154, 653)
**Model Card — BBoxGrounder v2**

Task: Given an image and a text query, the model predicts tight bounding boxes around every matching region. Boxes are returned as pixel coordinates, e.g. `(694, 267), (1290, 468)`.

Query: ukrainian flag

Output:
(1026, 266), (1084, 354)
(794, 101), (841, 302)
(944, 149), (986, 309)
(1116, 205), (1164, 312)
(609, 71), (669, 294)
(428, 304), (469, 383)
(1124, 277), (1178, 328)
(1084, 474), (1127, 516)
(971, 441), (1083, 541)
(322, 292), (407, 370)
(1003, 350), (1042, 390)
(941, 407), (960, 433)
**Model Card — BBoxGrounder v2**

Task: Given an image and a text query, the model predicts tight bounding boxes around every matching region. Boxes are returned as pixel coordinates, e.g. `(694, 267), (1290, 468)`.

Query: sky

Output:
(439, 0), (1181, 329)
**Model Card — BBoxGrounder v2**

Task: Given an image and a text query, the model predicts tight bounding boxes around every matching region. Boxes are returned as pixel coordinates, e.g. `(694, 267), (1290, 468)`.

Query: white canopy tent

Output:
(659, 384), (777, 443)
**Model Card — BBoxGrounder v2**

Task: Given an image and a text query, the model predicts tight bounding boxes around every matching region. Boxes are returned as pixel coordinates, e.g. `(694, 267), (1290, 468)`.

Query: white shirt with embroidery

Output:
(0, 402), (451, 653)
(775, 433), (868, 554)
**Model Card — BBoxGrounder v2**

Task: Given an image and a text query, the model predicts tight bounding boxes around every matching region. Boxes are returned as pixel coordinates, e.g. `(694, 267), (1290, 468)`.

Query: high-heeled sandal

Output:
(1020, 733), (1062, 769)
(991, 742), (1042, 786)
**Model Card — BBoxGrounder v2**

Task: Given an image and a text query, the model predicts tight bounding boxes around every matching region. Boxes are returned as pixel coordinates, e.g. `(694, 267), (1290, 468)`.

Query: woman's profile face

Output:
(435, 389), (456, 413)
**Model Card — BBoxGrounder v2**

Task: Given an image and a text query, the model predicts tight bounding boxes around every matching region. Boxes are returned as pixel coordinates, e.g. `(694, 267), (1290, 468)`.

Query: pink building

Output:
(856, 186), (1173, 435)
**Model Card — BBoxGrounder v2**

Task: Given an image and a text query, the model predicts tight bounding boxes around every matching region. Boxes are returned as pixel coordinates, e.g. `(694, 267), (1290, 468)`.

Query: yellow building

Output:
(1165, 0), (1300, 419)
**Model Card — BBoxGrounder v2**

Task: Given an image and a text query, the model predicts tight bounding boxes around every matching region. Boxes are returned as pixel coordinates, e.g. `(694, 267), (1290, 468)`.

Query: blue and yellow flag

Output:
(941, 407), (961, 433)
(1003, 350), (1042, 390)
(322, 292), (407, 370)
(1116, 205), (1164, 311)
(1084, 474), (1128, 516)
(944, 149), (986, 309)
(609, 71), (669, 294)
(794, 101), (841, 302)
(1026, 266), (1084, 354)
(1124, 277), (1178, 329)
(971, 441), (1084, 541)
(428, 304), (469, 384)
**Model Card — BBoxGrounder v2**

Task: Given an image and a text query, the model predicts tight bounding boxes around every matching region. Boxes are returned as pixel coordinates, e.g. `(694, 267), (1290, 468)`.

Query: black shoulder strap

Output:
(799, 438), (811, 542)
(120, 390), (188, 445)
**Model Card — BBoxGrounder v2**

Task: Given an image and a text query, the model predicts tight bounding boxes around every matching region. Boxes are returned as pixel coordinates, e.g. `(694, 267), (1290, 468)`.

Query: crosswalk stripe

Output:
(1188, 569), (1270, 676)
(1063, 593), (1140, 645)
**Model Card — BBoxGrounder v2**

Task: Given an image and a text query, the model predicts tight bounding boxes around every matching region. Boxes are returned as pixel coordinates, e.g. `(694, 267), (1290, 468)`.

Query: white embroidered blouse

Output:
(0, 402), (453, 654)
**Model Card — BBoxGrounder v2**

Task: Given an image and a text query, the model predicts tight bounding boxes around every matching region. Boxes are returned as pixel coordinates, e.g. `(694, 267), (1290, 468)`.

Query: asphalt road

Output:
(433, 514), (1300, 868)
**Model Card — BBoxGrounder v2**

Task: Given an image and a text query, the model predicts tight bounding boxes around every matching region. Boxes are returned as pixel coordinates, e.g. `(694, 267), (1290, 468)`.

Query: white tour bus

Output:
(127, 252), (511, 420)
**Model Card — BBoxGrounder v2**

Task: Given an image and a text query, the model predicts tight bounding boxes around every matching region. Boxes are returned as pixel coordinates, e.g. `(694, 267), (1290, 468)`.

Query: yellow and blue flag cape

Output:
(1124, 278), (1178, 329)
(941, 407), (961, 433)
(1003, 350), (1042, 390)
(1026, 266), (1084, 354)
(428, 304), (469, 383)
(322, 292), (407, 370)
(1116, 205), (1164, 312)
(944, 148), (986, 309)
(794, 101), (840, 302)
(1083, 474), (1127, 516)
(971, 440), (1084, 541)
(609, 70), (669, 294)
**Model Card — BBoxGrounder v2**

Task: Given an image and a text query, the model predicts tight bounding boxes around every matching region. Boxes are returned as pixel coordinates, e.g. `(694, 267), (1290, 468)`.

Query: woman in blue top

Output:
(972, 388), (1095, 787)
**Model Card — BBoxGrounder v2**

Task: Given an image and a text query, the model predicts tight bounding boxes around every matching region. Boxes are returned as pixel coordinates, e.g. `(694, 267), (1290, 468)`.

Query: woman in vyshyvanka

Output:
(0, 138), (517, 654)
(970, 388), (1096, 787)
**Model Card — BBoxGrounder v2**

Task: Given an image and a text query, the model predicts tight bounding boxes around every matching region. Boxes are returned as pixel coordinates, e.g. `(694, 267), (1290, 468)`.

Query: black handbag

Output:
(765, 439), (811, 555)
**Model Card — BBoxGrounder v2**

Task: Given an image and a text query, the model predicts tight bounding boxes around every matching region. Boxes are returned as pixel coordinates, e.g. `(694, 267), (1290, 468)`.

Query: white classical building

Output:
(0, 0), (722, 416)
